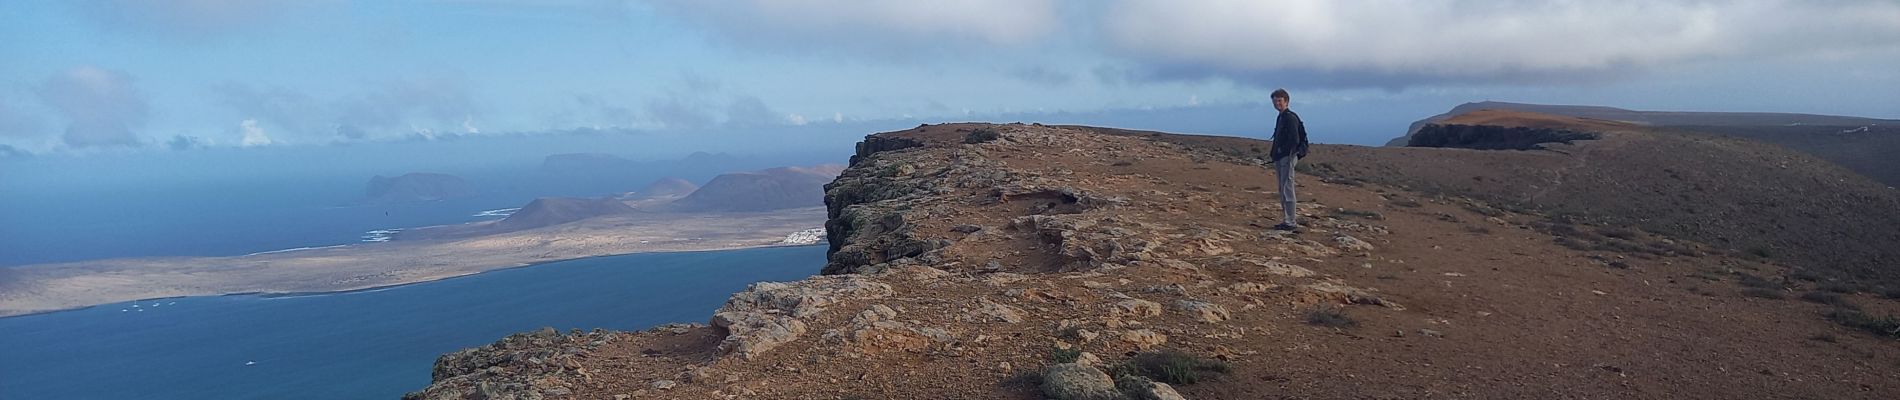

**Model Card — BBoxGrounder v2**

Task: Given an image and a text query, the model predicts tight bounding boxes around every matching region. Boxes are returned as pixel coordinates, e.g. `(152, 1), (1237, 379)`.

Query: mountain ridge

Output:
(1386, 101), (1900, 185)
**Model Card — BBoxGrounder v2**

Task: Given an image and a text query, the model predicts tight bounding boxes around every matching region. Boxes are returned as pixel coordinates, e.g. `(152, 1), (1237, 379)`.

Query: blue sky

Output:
(1, 0), (1897, 156)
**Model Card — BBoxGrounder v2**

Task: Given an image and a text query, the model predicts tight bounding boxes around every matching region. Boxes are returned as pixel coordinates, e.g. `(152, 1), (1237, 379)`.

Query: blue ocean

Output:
(0, 245), (825, 399)
(0, 142), (834, 267)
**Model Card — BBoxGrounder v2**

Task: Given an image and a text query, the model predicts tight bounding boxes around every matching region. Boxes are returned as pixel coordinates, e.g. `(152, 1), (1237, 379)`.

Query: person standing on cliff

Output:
(1269, 88), (1309, 231)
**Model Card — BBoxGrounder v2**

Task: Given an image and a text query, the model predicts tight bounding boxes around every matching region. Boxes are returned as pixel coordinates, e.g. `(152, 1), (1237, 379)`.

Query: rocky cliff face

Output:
(408, 122), (1900, 399)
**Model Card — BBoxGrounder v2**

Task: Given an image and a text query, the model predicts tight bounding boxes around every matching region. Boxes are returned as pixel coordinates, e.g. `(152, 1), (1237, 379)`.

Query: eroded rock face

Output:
(404, 328), (623, 400)
(822, 150), (943, 275)
(710, 275), (894, 359)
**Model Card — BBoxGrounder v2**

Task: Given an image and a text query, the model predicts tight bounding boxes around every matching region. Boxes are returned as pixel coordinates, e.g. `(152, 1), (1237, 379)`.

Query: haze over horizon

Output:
(1, 0), (1897, 159)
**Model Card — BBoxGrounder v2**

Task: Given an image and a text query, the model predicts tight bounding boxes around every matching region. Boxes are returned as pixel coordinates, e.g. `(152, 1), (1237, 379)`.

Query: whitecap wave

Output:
(361, 229), (402, 242)
(472, 207), (520, 218)
(778, 227), (827, 245)
(245, 244), (348, 256)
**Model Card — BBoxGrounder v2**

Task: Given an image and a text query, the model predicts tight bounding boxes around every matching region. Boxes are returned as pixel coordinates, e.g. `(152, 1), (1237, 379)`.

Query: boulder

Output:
(1041, 363), (1119, 400)
(1121, 329), (1168, 350)
(976, 298), (1026, 324)
(1333, 234), (1377, 252)
(1172, 300), (1232, 323)
(1115, 298), (1163, 318)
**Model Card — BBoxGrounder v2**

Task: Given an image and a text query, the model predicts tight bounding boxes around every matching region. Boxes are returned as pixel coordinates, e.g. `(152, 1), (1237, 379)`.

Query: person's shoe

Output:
(1271, 223), (1299, 231)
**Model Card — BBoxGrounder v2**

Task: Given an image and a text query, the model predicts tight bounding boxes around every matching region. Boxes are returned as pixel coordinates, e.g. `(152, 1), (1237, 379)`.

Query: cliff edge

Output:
(408, 122), (1900, 399)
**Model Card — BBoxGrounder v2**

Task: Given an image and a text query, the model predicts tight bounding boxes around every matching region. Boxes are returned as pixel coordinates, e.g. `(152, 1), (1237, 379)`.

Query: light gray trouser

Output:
(1275, 155), (1299, 225)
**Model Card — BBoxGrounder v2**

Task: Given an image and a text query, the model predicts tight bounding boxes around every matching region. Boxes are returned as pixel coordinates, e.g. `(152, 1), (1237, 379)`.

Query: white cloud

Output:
(461, 115), (480, 134)
(239, 119), (272, 147)
(215, 76), (478, 141)
(1101, 0), (1900, 86)
(644, 0), (1060, 54)
(36, 66), (148, 148)
(787, 113), (808, 126)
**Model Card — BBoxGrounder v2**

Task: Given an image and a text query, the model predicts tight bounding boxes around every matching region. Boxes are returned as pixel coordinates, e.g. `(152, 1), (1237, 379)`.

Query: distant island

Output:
(0, 165), (845, 318)
(362, 172), (474, 204)
(667, 165), (845, 212)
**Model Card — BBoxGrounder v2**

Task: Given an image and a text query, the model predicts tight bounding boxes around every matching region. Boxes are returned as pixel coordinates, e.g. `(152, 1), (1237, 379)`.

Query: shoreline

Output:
(0, 243), (825, 320)
(249, 243), (824, 300)
(0, 207), (829, 320)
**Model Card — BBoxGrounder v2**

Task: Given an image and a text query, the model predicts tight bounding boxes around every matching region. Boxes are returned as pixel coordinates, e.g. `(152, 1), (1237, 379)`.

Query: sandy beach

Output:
(0, 207), (826, 318)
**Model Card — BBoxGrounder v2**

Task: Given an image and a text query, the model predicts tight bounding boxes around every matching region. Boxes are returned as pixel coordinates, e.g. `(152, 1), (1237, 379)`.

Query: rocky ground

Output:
(409, 122), (1900, 399)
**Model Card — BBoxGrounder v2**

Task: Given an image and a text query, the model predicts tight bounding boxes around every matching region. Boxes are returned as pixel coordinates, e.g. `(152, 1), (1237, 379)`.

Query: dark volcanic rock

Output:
(363, 173), (473, 204)
(850, 135), (925, 167)
(1409, 124), (1599, 150)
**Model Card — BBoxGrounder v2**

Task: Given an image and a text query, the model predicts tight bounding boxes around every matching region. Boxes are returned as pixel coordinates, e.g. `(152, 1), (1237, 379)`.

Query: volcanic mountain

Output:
(666, 165), (847, 212)
(410, 119), (1900, 399)
(493, 197), (639, 232)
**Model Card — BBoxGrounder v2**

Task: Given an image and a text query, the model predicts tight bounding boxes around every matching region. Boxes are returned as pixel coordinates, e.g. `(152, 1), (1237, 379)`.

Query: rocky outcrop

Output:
(709, 275), (893, 360)
(403, 327), (622, 400)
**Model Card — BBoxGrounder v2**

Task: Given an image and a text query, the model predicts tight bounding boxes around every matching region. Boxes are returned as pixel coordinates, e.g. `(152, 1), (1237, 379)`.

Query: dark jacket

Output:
(1270, 109), (1309, 162)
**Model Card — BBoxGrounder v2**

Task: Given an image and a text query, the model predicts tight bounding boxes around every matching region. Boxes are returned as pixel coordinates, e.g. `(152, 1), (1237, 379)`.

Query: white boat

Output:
(245, 361), (256, 366)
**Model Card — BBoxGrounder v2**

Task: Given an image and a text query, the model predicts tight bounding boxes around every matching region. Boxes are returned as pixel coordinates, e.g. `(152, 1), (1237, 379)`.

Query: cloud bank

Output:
(213, 77), (478, 142)
(643, 0), (1060, 55)
(36, 66), (148, 148)
(1099, 0), (1900, 87)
